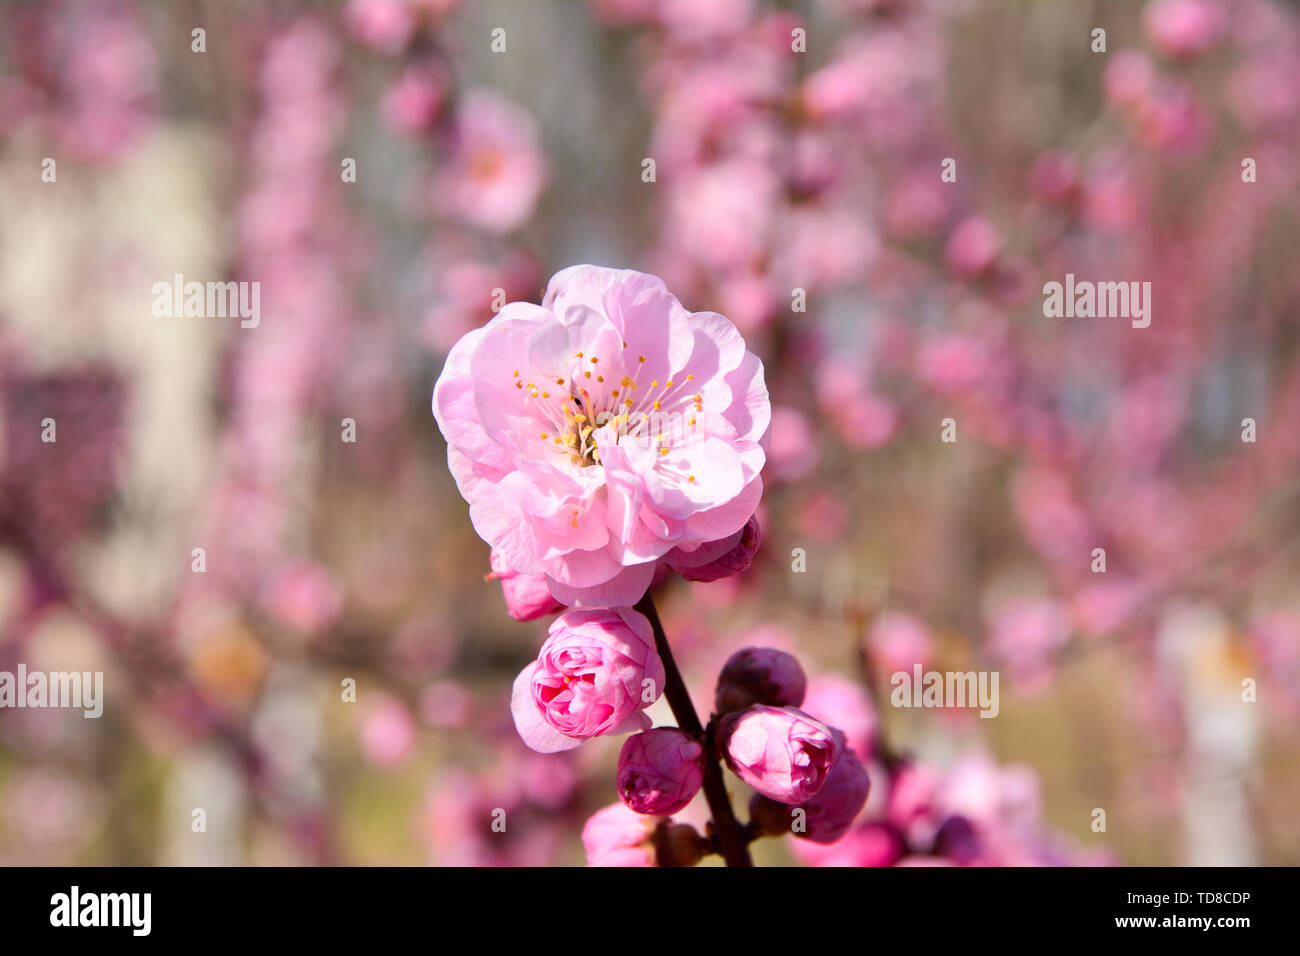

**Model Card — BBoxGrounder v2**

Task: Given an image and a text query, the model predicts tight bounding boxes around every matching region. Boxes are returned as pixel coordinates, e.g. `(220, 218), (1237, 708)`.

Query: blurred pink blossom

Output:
(435, 90), (549, 233)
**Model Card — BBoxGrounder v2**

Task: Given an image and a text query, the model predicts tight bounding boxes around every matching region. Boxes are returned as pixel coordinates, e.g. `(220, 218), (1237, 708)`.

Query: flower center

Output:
(468, 149), (505, 183)
(511, 349), (709, 500)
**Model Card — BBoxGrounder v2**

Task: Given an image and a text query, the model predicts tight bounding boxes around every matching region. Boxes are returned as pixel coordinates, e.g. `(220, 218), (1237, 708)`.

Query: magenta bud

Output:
(717, 705), (839, 805)
(617, 728), (704, 816)
(934, 815), (981, 864)
(666, 514), (762, 583)
(791, 737), (870, 844)
(715, 646), (807, 713)
(653, 821), (706, 868)
(488, 549), (564, 621)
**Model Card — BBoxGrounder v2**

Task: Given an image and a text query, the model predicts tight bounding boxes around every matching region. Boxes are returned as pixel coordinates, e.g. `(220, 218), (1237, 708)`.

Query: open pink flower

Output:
(435, 89), (548, 234)
(433, 265), (770, 607)
(510, 607), (665, 753)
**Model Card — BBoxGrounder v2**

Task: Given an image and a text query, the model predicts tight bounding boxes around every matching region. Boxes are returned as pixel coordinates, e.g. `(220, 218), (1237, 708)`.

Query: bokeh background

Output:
(1, 0), (1298, 866)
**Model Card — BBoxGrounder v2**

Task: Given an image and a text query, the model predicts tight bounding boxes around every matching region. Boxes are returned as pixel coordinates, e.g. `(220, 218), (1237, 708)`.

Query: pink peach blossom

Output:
(791, 820), (905, 867)
(945, 217), (1001, 279)
(432, 265), (770, 607)
(765, 405), (818, 482)
(381, 63), (447, 134)
(362, 698), (416, 766)
(435, 89), (548, 233)
(1144, 0), (1224, 58)
(261, 561), (343, 632)
(1103, 50), (1156, 108)
(867, 611), (933, 676)
(344, 0), (415, 54)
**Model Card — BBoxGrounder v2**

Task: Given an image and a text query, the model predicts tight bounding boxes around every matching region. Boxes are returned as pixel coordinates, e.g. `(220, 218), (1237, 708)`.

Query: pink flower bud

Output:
(766, 405), (818, 483)
(665, 513), (762, 583)
(581, 803), (660, 867)
(1144, 0), (1223, 59)
(944, 217), (1001, 279)
(887, 761), (939, 829)
(791, 820), (906, 867)
(361, 698), (415, 767)
(1029, 151), (1081, 205)
(381, 64), (447, 135)
(866, 611), (932, 675)
(715, 646), (807, 713)
(344, 0), (415, 55)
(617, 728), (704, 815)
(1103, 50), (1155, 108)
(802, 673), (877, 760)
(510, 608), (665, 753)
(489, 549), (564, 621)
(718, 705), (839, 804)
(933, 814), (981, 864)
(580, 803), (703, 867)
(792, 738), (870, 844)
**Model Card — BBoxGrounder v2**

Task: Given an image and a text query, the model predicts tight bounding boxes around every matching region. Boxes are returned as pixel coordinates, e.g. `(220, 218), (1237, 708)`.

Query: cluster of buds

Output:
(713, 649), (871, 847)
(586, 646), (871, 865)
(490, 512), (868, 865)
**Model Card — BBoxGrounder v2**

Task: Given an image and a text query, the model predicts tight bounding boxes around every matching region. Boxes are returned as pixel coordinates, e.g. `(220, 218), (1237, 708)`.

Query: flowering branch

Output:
(634, 593), (753, 867)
